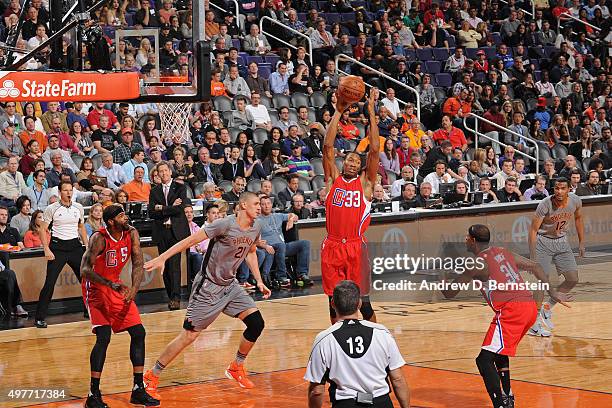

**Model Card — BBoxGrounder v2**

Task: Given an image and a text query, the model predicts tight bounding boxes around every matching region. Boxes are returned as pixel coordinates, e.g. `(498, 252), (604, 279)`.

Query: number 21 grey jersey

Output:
(535, 193), (582, 238)
(202, 215), (262, 286)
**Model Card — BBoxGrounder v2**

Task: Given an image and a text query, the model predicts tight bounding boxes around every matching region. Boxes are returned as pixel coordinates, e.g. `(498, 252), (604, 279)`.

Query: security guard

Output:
(305, 281), (410, 408)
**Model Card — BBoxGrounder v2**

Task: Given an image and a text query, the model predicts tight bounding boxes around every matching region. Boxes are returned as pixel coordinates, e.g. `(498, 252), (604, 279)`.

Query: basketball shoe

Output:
(539, 302), (554, 329)
(225, 361), (255, 389)
(527, 318), (551, 337)
(130, 383), (160, 406)
(143, 369), (161, 400)
(84, 391), (108, 408)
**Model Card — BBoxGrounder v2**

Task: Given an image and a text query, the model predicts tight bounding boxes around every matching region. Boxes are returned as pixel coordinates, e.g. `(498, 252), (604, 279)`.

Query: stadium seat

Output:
(268, 109), (279, 123)
(482, 47), (497, 59)
(385, 170), (397, 185)
(491, 32), (502, 45)
(326, 13), (341, 23)
(435, 73), (452, 88)
(273, 94), (291, 109)
(354, 123), (366, 140)
(404, 48), (416, 61)
(218, 180), (233, 192)
(425, 60), (441, 74)
(71, 154), (83, 169)
(536, 142), (552, 161)
(297, 176), (312, 192)
(245, 56), (263, 65)
(193, 182), (206, 197)
(232, 39), (241, 50)
(310, 158), (324, 175)
(91, 154), (103, 170)
(258, 66), (272, 80)
(260, 94), (273, 108)
(307, 107), (317, 123)
(473, 71), (486, 84)
(346, 139), (358, 152)
(253, 128), (269, 145)
(465, 48), (478, 60)
(229, 127), (242, 143)
(582, 157), (591, 172)
(0, 156), (8, 168)
(416, 48), (433, 62)
(265, 55), (280, 66)
(464, 147), (475, 161)
(222, 110), (233, 125)
(271, 177), (288, 195)
(213, 96), (233, 112)
(447, 36), (456, 47)
(434, 87), (448, 101)
(291, 93), (310, 109)
(185, 185), (194, 199)
(432, 48), (450, 61)
(247, 179), (261, 192)
(551, 144), (568, 160)
(311, 174), (326, 191)
(288, 108), (299, 122)
(526, 98), (538, 112)
(310, 91), (326, 108)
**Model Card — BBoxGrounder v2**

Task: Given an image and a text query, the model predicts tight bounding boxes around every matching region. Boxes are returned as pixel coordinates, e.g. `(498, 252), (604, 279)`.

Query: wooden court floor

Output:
(1, 260), (611, 408)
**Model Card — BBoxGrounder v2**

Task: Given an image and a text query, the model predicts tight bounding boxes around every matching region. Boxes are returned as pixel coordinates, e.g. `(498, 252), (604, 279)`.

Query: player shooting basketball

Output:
(80, 204), (159, 408)
(321, 86), (380, 324)
(442, 224), (571, 408)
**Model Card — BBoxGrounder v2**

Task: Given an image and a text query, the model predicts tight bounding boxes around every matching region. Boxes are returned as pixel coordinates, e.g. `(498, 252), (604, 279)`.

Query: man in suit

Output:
(148, 162), (189, 310)
(277, 174), (304, 210)
(222, 176), (246, 202)
(505, 111), (534, 155)
(192, 146), (221, 184)
(303, 124), (324, 159)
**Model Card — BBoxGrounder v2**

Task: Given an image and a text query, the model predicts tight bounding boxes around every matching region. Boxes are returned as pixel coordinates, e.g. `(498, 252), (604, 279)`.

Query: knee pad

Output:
(127, 324), (146, 341)
(94, 325), (112, 346)
(242, 310), (264, 342)
(360, 297), (374, 321)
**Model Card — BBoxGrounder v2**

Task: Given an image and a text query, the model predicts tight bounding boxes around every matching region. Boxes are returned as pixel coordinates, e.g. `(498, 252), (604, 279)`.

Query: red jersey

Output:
(90, 228), (132, 286)
(480, 247), (533, 310)
(325, 176), (371, 240)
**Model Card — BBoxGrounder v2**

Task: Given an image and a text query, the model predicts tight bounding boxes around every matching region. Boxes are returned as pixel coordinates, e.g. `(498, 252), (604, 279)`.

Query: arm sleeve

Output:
(385, 332), (407, 371)
(43, 204), (55, 225)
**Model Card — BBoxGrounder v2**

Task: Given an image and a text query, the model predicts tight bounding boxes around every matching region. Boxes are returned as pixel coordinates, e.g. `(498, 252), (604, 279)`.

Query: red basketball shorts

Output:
(321, 237), (371, 296)
(83, 280), (142, 333)
(482, 300), (537, 356)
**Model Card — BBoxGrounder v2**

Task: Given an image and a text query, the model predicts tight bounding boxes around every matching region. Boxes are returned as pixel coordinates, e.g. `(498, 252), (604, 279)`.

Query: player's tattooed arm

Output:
(80, 232), (117, 289)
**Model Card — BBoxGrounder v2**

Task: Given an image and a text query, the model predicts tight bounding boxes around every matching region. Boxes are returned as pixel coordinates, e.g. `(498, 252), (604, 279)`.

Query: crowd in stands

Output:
(0, 0), (611, 292)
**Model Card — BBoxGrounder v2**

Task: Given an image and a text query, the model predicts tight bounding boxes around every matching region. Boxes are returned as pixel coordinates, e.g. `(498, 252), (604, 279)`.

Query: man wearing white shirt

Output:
(422, 160), (453, 194)
(26, 24), (48, 50)
(96, 153), (128, 189)
(0, 157), (28, 207)
(122, 149), (150, 182)
(381, 88), (401, 121)
(245, 92), (272, 131)
(25, 169), (53, 211)
(41, 134), (79, 172)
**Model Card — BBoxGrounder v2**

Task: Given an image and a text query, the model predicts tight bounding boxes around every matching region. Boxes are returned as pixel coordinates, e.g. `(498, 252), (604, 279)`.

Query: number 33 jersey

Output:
(202, 215), (262, 286)
(325, 176), (371, 240)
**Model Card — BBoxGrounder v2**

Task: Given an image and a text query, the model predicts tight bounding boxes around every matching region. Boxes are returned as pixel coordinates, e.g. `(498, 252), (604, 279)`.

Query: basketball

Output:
(337, 75), (366, 105)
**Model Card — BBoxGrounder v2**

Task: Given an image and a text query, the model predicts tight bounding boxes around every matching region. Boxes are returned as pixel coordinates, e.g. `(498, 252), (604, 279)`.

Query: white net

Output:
(156, 102), (192, 146)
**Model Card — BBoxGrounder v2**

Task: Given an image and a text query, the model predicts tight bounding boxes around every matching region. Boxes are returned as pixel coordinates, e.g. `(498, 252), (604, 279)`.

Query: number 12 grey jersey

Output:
(202, 215), (262, 286)
(535, 193), (582, 238)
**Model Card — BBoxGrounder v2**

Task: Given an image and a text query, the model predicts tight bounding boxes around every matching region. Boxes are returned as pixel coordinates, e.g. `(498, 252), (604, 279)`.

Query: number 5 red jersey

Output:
(325, 176), (371, 240)
(89, 227), (132, 287)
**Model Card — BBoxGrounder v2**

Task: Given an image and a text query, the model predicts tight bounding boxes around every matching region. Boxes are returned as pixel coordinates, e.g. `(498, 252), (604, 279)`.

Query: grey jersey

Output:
(202, 215), (262, 286)
(535, 193), (582, 238)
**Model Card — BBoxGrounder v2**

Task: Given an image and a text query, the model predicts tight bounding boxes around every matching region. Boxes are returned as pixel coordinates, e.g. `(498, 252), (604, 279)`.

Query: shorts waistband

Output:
(326, 236), (364, 243)
(538, 234), (566, 240)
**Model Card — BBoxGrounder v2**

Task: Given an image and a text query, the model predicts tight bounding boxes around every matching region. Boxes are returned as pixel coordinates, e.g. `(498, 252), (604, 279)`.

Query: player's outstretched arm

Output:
(307, 382), (325, 408)
(144, 228), (210, 273)
(323, 100), (348, 189)
(125, 228), (144, 303)
(81, 232), (124, 290)
(528, 215), (544, 260)
(388, 367), (411, 408)
(513, 252), (572, 307)
(574, 206), (585, 257)
(364, 88), (381, 189)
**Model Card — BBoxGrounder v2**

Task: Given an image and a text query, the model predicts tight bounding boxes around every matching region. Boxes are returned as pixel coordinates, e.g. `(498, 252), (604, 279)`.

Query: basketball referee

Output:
(305, 281), (410, 408)
(35, 181), (88, 328)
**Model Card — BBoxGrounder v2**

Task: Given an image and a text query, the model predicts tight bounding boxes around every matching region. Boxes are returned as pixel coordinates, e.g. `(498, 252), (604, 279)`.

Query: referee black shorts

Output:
(333, 394), (393, 408)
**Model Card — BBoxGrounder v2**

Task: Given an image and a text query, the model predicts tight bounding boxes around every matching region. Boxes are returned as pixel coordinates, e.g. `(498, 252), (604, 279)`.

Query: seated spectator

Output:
(192, 146), (221, 184)
(390, 166), (416, 197)
(0, 206), (27, 317)
(477, 177), (499, 203)
(10, 196), (31, 238)
(307, 188), (326, 210)
(122, 166), (151, 202)
(445, 47), (466, 73)
(25, 169), (52, 211)
(85, 203), (104, 237)
(41, 134), (79, 172)
(493, 158), (518, 189)
(19, 139), (42, 177)
(245, 62), (272, 99)
(433, 115), (468, 151)
(210, 69), (228, 97)
(269, 63), (290, 95)
(170, 146), (194, 185)
(505, 112), (534, 155)
(19, 115), (48, 152)
(303, 124), (324, 160)
(558, 155), (586, 180)
(87, 103), (119, 132)
(243, 24), (271, 55)
(23, 209), (48, 248)
(257, 195), (311, 286)
(310, 19), (335, 65)
(96, 153), (128, 190)
(221, 146), (246, 181)
(372, 184), (390, 203)
(576, 170), (602, 196)
(496, 177), (525, 202)
(48, 116), (80, 156)
(122, 149), (149, 183)
(98, 188), (115, 208)
(274, 107), (298, 136)
(524, 175), (550, 200)
(415, 182), (436, 207)
(277, 174), (304, 209)
(46, 151), (77, 188)
(221, 176), (246, 202)
(286, 144), (314, 177)
(246, 92), (273, 131)
(0, 122), (25, 158)
(569, 170), (582, 193)
(337, 110), (360, 140)
(0, 205), (23, 249)
(380, 138), (400, 176)
(423, 160), (454, 194)
(289, 193), (311, 219)
(112, 128), (144, 166)
(453, 179), (470, 201)
(0, 157), (28, 208)
(289, 64), (316, 95)
(90, 115), (118, 155)
(391, 182), (418, 205)
(243, 145), (266, 179)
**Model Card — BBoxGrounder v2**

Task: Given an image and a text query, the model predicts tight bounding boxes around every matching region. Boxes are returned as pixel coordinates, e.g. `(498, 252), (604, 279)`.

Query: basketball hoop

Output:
(156, 102), (193, 146)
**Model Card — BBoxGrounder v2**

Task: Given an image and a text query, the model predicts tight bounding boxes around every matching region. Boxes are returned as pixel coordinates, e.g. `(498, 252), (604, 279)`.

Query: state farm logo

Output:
(0, 80), (20, 98)
(0, 78), (97, 99)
